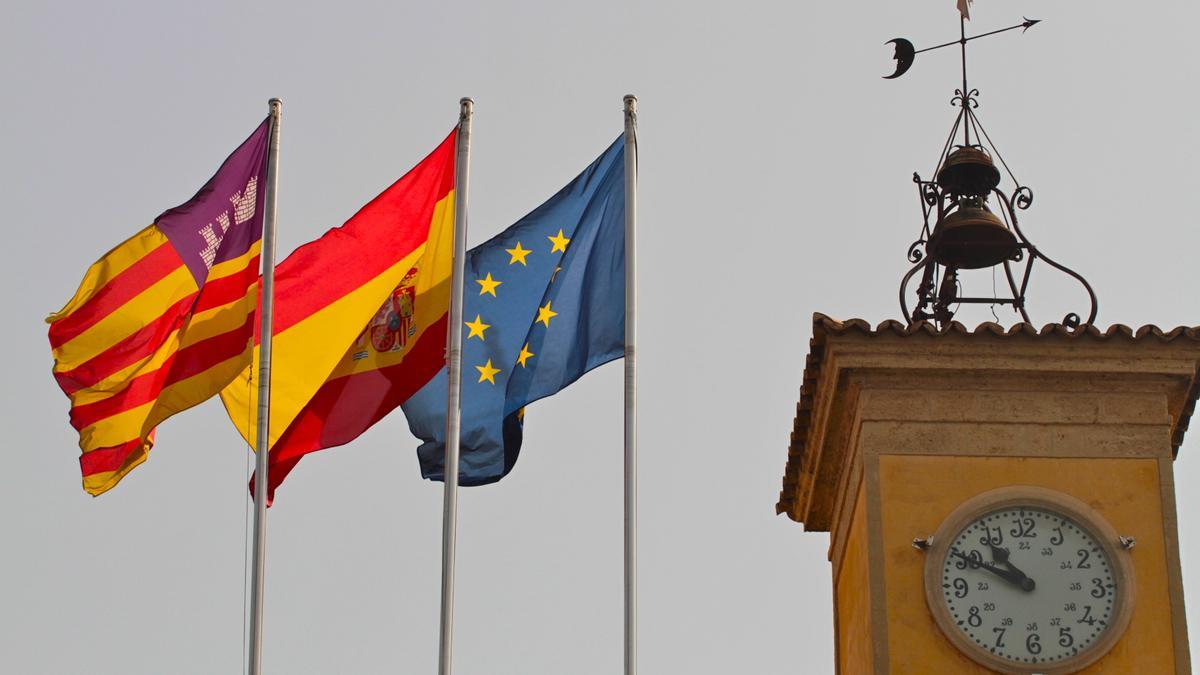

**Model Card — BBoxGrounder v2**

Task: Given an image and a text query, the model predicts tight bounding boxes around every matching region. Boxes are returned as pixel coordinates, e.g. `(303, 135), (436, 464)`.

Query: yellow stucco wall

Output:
(875, 454), (1175, 674)
(836, 485), (872, 673)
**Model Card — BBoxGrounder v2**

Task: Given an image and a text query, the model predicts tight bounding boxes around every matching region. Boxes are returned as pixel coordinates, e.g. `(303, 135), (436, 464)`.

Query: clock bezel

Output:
(922, 485), (1137, 674)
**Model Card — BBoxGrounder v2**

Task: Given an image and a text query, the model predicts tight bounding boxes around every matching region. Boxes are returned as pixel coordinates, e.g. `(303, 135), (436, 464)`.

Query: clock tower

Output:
(776, 14), (1199, 675)
(777, 316), (1199, 673)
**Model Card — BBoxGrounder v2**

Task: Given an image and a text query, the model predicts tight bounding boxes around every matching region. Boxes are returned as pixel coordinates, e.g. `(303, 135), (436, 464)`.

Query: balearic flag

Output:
(220, 130), (457, 496)
(403, 137), (626, 485)
(48, 119), (271, 495)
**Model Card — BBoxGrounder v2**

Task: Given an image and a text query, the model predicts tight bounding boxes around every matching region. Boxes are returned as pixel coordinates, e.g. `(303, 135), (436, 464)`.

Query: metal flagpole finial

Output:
(268, 97), (282, 111)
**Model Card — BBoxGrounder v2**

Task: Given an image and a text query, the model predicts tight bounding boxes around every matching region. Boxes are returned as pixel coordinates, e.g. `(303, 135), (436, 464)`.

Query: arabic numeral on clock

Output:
(1063, 602), (1076, 612)
(1060, 560), (1074, 570)
(1040, 546), (1053, 556)
(1018, 541), (1031, 550)
(956, 550), (983, 570)
(976, 581), (989, 591)
(1078, 605), (1097, 626)
(1000, 617), (1013, 626)
(1069, 581), (1082, 591)
(1010, 516), (1037, 538)
(982, 602), (995, 611)
(1026, 633), (1042, 655)
(1050, 526), (1064, 545)
(968, 606), (982, 628)
(993, 627), (1007, 648)
(980, 526), (1004, 546)
(1058, 627), (1075, 648)
(1091, 578), (1108, 598)
(1049, 617), (1061, 627)
(1077, 549), (1092, 569)
(952, 578), (968, 598)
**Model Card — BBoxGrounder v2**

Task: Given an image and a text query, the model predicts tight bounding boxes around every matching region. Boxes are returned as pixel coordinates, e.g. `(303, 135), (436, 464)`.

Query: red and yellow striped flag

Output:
(219, 129), (456, 495)
(48, 119), (271, 495)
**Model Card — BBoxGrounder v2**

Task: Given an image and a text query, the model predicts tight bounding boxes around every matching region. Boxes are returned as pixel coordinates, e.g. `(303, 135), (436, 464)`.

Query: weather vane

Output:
(885, 8), (1098, 329)
(883, 16), (1041, 81)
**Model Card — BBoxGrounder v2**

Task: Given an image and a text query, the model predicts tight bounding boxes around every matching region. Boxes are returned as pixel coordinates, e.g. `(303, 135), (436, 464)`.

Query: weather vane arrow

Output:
(885, 17), (1041, 79)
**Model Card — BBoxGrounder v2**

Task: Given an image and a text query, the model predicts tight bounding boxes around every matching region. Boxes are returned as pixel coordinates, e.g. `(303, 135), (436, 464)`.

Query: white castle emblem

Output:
(199, 176), (258, 269)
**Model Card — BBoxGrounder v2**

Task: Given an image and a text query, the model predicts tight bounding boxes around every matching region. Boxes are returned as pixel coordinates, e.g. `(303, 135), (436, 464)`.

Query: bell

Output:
(927, 202), (1020, 269)
(937, 147), (1001, 197)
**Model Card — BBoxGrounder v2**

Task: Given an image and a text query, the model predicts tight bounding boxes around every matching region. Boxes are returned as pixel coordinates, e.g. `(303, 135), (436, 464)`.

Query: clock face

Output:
(940, 507), (1116, 666)
(924, 487), (1135, 674)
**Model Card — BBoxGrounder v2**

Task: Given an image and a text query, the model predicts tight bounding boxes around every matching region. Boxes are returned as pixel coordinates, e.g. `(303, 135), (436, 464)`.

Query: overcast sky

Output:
(3, 1), (1199, 673)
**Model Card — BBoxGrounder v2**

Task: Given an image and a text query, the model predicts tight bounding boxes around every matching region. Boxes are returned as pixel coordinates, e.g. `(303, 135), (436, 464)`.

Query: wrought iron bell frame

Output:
(898, 87), (1098, 329)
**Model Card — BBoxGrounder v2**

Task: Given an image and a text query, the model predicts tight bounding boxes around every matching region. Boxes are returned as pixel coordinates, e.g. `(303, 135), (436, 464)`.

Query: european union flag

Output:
(402, 138), (625, 484)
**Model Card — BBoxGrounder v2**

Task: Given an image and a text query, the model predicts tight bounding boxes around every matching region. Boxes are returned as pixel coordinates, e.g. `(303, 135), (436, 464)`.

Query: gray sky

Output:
(3, 1), (1198, 673)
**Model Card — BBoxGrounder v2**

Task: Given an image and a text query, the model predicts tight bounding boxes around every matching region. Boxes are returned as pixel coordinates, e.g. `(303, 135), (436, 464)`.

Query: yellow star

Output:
(506, 242), (531, 266)
(516, 343), (534, 367)
(548, 229), (571, 253)
(476, 359), (501, 385)
(536, 301), (558, 327)
(464, 314), (490, 340)
(476, 272), (502, 297)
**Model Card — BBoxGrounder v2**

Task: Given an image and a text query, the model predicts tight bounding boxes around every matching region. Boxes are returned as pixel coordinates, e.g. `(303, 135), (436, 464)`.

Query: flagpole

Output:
(439, 97), (473, 675)
(622, 94), (639, 675)
(248, 97), (282, 675)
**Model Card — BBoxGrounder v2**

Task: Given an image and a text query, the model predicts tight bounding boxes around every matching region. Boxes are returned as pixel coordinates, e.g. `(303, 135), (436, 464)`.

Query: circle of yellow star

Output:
(476, 272), (502, 297)
(464, 314), (490, 340)
(505, 242), (531, 266)
(476, 359), (501, 384)
(548, 229), (571, 253)
(536, 301), (558, 327)
(516, 343), (534, 368)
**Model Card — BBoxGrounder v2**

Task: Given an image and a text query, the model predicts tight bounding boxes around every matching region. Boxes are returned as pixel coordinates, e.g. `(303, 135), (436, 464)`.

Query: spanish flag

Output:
(48, 118), (271, 495)
(220, 129), (456, 497)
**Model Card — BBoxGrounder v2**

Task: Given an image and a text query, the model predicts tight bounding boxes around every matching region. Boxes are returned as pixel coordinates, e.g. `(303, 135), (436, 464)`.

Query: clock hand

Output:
(949, 548), (1017, 580)
(989, 544), (1011, 563)
(948, 549), (1035, 592)
(987, 544), (1037, 592)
